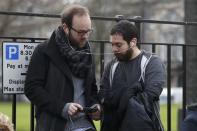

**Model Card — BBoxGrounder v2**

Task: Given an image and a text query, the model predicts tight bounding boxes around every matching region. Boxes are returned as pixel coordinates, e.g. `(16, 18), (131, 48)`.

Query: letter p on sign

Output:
(6, 45), (19, 60)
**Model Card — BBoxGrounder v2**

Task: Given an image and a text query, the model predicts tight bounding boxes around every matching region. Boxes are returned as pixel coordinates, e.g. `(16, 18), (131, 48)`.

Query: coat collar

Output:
(43, 31), (73, 81)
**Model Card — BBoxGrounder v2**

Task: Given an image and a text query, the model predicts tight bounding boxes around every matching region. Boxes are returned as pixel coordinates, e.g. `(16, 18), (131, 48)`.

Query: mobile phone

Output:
(81, 105), (98, 113)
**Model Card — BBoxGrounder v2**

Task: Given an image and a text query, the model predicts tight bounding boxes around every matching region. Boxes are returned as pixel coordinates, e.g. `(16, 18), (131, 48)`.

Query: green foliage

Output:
(0, 102), (181, 131)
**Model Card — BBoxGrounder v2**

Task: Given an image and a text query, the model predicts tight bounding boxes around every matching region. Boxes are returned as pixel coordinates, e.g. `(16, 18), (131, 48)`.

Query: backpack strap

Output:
(138, 53), (152, 83)
(109, 61), (119, 87)
(109, 51), (153, 87)
(139, 52), (164, 131)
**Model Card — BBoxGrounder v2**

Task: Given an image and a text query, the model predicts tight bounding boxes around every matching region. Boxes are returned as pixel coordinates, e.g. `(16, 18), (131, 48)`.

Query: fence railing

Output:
(1, 11), (197, 131)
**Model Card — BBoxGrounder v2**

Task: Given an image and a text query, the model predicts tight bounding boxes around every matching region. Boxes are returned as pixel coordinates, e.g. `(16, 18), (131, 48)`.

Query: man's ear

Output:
(62, 23), (69, 34)
(129, 38), (137, 47)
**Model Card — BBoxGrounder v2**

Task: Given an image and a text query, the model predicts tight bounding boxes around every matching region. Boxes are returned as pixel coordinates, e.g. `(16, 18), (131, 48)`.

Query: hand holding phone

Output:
(81, 104), (99, 113)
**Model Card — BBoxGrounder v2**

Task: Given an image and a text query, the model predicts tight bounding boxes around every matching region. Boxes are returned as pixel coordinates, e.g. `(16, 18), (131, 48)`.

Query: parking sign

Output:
(2, 42), (39, 94)
(6, 45), (19, 60)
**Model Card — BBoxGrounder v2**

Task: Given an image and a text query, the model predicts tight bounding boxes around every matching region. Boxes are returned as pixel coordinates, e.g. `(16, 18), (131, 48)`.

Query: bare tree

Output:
(0, 0), (65, 38)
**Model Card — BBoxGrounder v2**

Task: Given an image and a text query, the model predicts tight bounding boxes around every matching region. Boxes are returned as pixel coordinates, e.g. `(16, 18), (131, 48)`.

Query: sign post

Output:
(2, 42), (39, 94)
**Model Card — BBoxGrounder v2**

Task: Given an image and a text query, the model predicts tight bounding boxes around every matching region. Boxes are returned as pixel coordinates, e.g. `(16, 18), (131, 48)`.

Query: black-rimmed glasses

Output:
(70, 27), (93, 36)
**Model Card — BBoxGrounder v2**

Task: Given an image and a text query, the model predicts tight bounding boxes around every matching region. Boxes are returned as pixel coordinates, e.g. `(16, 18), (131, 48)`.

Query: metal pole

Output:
(30, 39), (35, 131)
(167, 45), (171, 131)
(152, 45), (156, 53)
(182, 46), (187, 119)
(183, 0), (187, 120)
(11, 38), (17, 131)
(134, 16), (142, 49)
(12, 94), (16, 130)
(100, 42), (105, 77)
(30, 104), (35, 131)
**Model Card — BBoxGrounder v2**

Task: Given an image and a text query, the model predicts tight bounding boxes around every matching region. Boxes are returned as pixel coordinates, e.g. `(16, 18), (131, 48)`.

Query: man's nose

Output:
(82, 32), (89, 39)
(112, 46), (119, 53)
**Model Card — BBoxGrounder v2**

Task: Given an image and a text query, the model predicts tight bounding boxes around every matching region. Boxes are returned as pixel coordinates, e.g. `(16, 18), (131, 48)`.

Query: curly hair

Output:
(110, 20), (139, 44)
(0, 112), (14, 131)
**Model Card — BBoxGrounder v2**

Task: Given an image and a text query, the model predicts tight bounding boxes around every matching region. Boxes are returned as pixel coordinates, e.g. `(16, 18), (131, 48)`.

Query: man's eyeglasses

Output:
(70, 27), (93, 36)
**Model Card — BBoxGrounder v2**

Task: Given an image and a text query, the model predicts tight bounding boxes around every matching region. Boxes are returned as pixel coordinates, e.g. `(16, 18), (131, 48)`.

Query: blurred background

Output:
(1, 0), (197, 131)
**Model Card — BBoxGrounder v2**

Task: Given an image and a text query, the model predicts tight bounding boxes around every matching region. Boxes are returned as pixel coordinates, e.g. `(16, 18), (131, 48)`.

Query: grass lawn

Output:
(160, 104), (182, 131)
(0, 102), (31, 131)
(0, 102), (181, 131)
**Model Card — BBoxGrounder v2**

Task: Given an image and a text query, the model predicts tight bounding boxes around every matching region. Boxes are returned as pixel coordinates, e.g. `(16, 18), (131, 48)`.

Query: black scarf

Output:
(55, 26), (92, 78)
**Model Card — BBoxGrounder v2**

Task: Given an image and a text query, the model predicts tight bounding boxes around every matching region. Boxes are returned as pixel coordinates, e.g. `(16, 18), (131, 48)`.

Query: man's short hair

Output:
(110, 20), (139, 44)
(61, 4), (89, 28)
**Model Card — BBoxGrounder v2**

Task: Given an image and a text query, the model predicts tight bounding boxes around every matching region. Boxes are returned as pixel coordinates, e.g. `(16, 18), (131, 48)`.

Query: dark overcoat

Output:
(25, 31), (98, 131)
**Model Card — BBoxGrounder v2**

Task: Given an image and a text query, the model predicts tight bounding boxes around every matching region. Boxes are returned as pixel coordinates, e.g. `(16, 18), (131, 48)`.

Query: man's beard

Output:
(69, 32), (86, 49)
(68, 33), (80, 48)
(115, 48), (133, 61)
